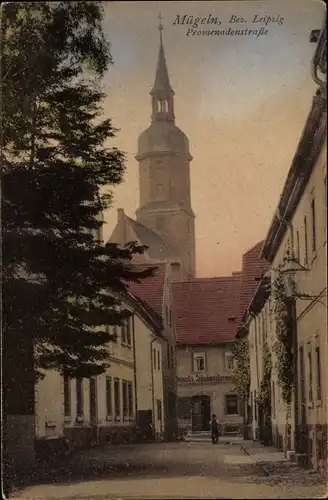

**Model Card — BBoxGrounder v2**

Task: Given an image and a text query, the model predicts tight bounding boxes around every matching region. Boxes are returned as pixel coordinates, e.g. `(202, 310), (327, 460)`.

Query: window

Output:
(89, 377), (97, 421)
(225, 352), (234, 371)
(193, 352), (205, 372)
(254, 317), (258, 345)
(64, 372), (71, 417)
(225, 394), (239, 415)
(296, 230), (300, 262)
(121, 320), (126, 344)
(157, 350), (161, 370)
(169, 308), (172, 327)
(315, 346), (322, 401)
(254, 390), (257, 420)
(299, 346), (305, 403)
(76, 378), (84, 416)
(272, 381), (276, 418)
(304, 216), (308, 264)
(114, 378), (120, 418)
(167, 343), (170, 368)
(262, 314), (266, 342)
(153, 348), (157, 370)
(157, 399), (162, 421)
(106, 377), (112, 416)
(128, 382), (133, 417)
(122, 380), (128, 417)
(308, 351), (313, 402)
(311, 199), (316, 252)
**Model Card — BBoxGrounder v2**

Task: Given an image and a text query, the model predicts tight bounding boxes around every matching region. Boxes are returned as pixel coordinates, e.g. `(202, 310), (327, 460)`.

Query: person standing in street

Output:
(210, 414), (220, 445)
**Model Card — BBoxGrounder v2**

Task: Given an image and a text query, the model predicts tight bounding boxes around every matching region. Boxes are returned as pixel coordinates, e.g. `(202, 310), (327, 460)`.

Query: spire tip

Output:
(158, 12), (163, 32)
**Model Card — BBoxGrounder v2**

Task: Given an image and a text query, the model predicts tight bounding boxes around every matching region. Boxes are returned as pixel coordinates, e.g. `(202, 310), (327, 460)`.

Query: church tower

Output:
(135, 18), (196, 279)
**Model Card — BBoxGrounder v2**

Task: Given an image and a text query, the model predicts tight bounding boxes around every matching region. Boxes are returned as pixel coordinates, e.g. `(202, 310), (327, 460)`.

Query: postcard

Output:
(3, 1), (327, 499)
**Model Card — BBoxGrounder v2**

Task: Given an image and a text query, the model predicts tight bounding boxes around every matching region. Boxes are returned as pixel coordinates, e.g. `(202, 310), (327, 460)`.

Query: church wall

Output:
(138, 154), (192, 210)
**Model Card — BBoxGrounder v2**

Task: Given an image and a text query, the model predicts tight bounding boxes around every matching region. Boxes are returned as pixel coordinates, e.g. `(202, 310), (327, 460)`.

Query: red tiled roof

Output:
(239, 241), (269, 322)
(126, 263), (166, 322)
(172, 276), (241, 345)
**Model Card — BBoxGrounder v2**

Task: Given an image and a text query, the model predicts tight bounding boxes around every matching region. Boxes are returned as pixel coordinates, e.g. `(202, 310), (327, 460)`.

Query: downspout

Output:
(150, 337), (157, 440)
(132, 315), (138, 422)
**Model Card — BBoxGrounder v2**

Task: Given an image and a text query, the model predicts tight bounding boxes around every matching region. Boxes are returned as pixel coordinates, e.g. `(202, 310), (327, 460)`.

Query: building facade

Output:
(260, 86), (327, 472)
(34, 292), (166, 454)
(127, 262), (178, 440)
(172, 276), (243, 436)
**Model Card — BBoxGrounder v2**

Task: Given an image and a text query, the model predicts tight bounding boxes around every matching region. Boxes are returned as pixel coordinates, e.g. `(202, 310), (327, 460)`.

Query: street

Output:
(10, 441), (327, 499)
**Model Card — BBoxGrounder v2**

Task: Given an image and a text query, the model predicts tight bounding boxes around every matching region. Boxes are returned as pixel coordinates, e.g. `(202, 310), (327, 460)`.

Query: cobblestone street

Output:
(10, 441), (327, 499)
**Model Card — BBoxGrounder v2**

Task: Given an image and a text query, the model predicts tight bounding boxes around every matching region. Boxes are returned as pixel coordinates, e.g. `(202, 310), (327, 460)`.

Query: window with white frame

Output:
(193, 352), (205, 372)
(225, 352), (235, 371)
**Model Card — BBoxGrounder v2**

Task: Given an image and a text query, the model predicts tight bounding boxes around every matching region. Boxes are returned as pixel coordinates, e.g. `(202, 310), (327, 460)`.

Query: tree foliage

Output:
(256, 341), (272, 416)
(272, 270), (293, 407)
(232, 333), (250, 401)
(2, 2), (153, 381)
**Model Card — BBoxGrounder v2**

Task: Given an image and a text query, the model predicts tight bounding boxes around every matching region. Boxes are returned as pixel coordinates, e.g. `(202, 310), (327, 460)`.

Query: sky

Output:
(100, 0), (325, 278)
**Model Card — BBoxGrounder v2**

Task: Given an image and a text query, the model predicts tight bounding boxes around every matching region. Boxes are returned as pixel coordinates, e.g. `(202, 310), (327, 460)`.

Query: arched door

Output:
(191, 395), (211, 431)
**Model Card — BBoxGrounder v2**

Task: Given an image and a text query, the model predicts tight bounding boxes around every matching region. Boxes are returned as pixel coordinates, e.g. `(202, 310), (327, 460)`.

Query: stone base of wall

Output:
(5, 415), (36, 478)
(98, 425), (138, 445)
(35, 436), (70, 465)
(64, 426), (93, 453)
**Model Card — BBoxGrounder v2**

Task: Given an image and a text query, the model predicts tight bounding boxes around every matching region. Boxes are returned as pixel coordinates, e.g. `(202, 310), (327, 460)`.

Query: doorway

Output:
(191, 395), (211, 431)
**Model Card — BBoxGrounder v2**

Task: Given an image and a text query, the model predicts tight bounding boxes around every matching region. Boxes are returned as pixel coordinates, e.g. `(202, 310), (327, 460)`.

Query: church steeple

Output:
(135, 16), (196, 279)
(150, 14), (175, 122)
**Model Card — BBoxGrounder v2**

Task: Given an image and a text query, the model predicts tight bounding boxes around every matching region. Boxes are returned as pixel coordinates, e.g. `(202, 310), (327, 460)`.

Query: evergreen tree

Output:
(2, 2), (152, 382)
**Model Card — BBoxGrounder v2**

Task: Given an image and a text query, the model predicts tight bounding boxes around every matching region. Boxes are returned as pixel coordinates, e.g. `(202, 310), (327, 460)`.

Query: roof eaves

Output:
(261, 92), (327, 262)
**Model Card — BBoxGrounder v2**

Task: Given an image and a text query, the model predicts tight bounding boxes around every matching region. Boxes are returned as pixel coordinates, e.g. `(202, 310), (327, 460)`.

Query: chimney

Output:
(170, 261), (181, 282)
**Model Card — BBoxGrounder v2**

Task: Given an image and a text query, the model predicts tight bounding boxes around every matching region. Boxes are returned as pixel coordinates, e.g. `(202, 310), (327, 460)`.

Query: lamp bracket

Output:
(296, 294), (327, 308)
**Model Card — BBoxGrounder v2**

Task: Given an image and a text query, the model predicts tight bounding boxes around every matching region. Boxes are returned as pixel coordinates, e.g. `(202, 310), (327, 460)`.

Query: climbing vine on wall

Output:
(271, 269), (293, 408)
(256, 341), (272, 416)
(232, 332), (250, 402)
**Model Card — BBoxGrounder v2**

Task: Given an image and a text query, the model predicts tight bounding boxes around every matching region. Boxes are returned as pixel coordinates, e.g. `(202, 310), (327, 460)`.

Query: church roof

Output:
(239, 241), (269, 322)
(126, 216), (174, 260)
(126, 263), (167, 324)
(137, 120), (190, 159)
(151, 29), (174, 94)
(172, 275), (241, 345)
